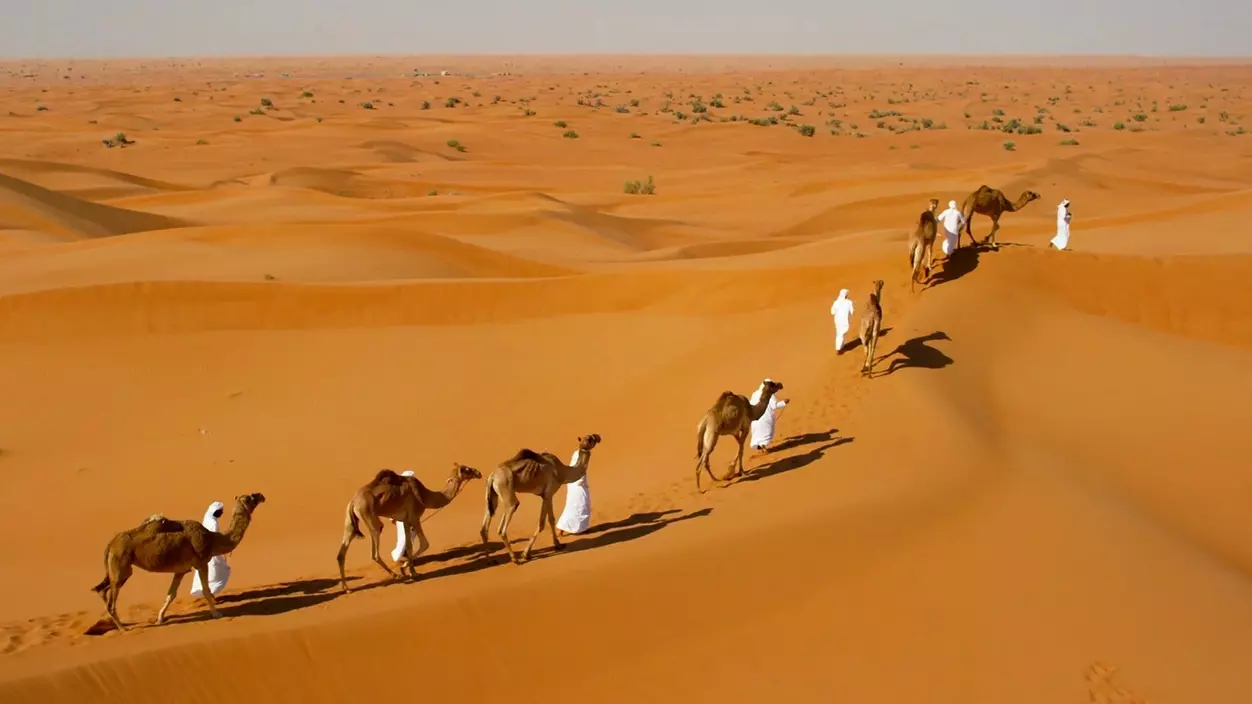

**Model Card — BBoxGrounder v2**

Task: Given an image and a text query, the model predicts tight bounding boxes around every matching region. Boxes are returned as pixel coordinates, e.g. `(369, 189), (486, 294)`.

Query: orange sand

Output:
(1, 55), (1251, 703)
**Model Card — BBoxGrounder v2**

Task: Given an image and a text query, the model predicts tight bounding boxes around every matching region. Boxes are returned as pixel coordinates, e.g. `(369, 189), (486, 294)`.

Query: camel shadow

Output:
(869, 331), (953, 378)
(528, 507), (713, 562)
(838, 326), (892, 354)
(766, 428), (839, 454)
(927, 246), (983, 288)
(734, 437), (854, 484)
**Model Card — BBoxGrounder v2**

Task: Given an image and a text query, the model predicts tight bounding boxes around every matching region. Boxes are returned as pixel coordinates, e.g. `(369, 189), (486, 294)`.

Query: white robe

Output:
(1050, 204), (1071, 250)
(749, 384), (789, 449)
(556, 450), (590, 534)
(830, 290), (855, 350)
(391, 470), (416, 562)
(937, 206), (965, 256)
(189, 502), (231, 597)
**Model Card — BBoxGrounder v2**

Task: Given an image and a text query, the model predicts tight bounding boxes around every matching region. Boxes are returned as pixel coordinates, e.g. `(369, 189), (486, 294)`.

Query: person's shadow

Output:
(870, 331), (952, 378)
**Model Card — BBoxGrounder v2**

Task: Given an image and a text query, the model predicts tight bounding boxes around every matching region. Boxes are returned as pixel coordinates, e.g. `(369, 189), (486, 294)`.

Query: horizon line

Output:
(3, 51), (1252, 63)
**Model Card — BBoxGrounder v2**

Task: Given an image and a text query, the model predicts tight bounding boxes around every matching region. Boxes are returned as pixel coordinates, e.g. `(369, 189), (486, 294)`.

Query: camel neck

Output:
(421, 480), (462, 509)
(749, 392), (774, 420)
(559, 449), (591, 483)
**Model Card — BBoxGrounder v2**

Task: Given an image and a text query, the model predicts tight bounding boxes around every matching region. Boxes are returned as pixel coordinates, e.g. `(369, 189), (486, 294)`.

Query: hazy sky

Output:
(5, 1), (1250, 59)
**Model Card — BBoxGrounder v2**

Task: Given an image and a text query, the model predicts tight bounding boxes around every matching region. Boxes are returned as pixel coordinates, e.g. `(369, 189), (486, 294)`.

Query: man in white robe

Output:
(556, 449), (590, 535)
(390, 470), (416, 564)
(749, 378), (790, 453)
(830, 289), (855, 354)
(1050, 199), (1071, 250)
(936, 200), (966, 257)
(189, 501), (231, 597)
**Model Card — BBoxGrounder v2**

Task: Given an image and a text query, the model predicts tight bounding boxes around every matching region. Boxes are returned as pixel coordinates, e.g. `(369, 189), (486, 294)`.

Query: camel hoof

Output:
(553, 542), (567, 551)
(210, 612), (223, 620)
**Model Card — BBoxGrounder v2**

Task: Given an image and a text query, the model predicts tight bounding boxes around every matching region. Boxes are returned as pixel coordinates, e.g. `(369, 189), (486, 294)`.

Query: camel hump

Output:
(509, 448), (546, 464)
(370, 468), (400, 484)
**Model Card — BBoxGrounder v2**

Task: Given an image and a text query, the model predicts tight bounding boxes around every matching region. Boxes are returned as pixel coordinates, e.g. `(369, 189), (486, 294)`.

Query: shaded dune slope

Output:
(2, 247), (1251, 703)
(0, 172), (186, 239)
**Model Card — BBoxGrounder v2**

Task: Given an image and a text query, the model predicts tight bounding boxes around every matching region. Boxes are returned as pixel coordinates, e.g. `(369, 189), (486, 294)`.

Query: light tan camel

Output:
(693, 379), (784, 493)
(90, 492), (267, 632)
(336, 463), (481, 593)
(479, 434), (602, 565)
(960, 185), (1041, 249)
(909, 198), (940, 293)
(859, 279), (885, 376)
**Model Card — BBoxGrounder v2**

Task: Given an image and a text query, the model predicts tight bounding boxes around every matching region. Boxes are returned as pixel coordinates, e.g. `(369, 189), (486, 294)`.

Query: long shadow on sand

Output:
(869, 331), (953, 378)
(766, 428), (841, 454)
(733, 437), (854, 485)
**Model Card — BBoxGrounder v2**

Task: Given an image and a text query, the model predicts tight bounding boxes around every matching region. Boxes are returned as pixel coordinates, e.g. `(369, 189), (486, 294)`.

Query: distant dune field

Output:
(1, 55), (1251, 704)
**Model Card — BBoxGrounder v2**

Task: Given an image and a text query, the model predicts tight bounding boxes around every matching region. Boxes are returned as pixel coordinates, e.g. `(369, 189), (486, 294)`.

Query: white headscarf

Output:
(948, 200), (957, 209)
(836, 289), (848, 302)
(202, 501), (225, 532)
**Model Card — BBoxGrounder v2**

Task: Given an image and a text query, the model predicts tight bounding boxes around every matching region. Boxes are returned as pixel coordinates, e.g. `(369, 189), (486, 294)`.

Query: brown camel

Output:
(336, 463), (481, 593)
(90, 493), (267, 632)
(960, 185), (1041, 249)
(693, 379), (784, 493)
(858, 280), (885, 376)
(909, 198), (940, 293)
(479, 434), (602, 565)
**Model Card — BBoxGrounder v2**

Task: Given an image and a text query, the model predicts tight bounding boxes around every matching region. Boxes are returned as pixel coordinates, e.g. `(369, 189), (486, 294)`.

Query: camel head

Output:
(927, 198), (939, 212)
(233, 493), (267, 517)
(1020, 190), (1042, 205)
(872, 279), (884, 295)
(577, 434), (602, 452)
(761, 380), (784, 397)
(451, 463), (482, 483)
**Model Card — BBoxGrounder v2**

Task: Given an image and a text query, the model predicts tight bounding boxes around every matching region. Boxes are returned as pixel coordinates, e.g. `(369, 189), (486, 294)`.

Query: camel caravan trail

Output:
(2, 55), (1252, 704)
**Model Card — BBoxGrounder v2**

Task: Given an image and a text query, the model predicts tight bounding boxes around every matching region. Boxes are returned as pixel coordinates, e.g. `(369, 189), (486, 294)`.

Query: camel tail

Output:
(345, 503), (364, 539)
(91, 575), (109, 593)
(696, 415), (709, 458)
(485, 479), (499, 518)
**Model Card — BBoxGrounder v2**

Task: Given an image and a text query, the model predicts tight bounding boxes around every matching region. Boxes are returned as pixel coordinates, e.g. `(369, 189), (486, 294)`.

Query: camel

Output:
(909, 198), (940, 293)
(479, 434), (602, 565)
(858, 280), (885, 376)
(960, 185), (1041, 249)
(336, 463), (481, 593)
(693, 379), (784, 493)
(90, 492), (267, 632)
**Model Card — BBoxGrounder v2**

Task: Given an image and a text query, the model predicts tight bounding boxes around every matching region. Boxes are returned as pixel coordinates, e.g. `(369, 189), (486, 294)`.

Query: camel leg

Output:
(729, 429), (748, 479)
(867, 322), (881, 376)
(407, 523), (428, 580)
(546, 498), (565, 551)
(336, 514), (359, 594)
(695, 435), (720, 493)
(194, 564), (224, 619)
(155, 571), (188, 625)
(985, 216), (1000, 248)
(496, 495), (523, 564)
(101, 563), (132, 632)
(521, 499), (546, 562)
(364, 516), (397, 581)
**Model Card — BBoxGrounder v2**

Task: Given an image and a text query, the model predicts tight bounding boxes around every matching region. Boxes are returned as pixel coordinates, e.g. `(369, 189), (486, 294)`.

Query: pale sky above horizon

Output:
(5, 1), (1250, 59)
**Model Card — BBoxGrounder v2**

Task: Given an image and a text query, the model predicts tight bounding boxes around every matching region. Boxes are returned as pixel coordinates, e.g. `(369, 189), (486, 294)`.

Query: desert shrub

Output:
(1113, 121), (1127, 130)
(446, 139), (466, 152)
(1132, 113), (1148, 122)
(249, 108), (264, 115)
(630, 132), (640, 139)
(360, 102), (375, 110)
(563, 130), (579, 138)
(301, 91), (314, 98)
(795, 124), (816, 137)
(1003, 140), (1016, 151)
(233, 115), (242, 122)
(1197, 116), (1206, 124)
(1056, 123), (1072, 132)
(1060, 138), (1079, 146)
(615, 105), (629, 114)
(553, 120), (567, 128)
(1169, 104), (1187, 111)
(260, 98), (273, 108)
(445, 97), (460, 108)
(195, 139), (208, 145)
(623, 176), (656, 195)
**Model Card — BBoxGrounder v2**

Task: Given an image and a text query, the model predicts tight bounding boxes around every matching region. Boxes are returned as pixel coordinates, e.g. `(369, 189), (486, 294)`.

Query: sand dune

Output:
(1, 55), (1252, 704)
